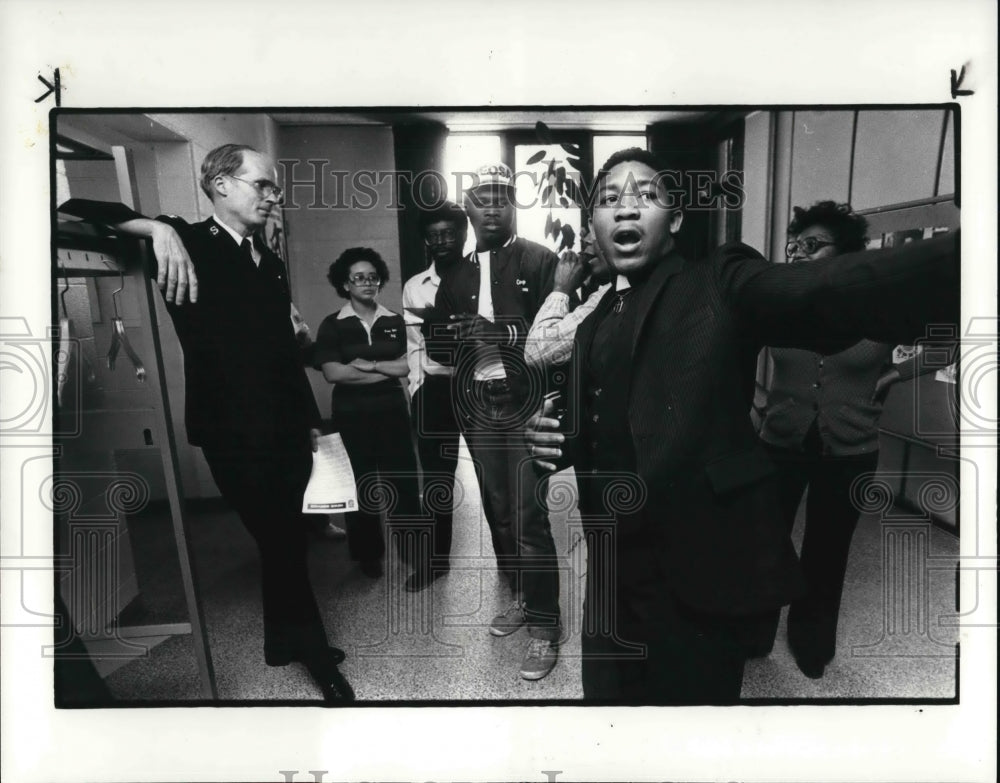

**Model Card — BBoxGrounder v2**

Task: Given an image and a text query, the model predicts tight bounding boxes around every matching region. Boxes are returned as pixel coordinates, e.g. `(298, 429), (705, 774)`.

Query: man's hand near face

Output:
(553, 251), (589, 296)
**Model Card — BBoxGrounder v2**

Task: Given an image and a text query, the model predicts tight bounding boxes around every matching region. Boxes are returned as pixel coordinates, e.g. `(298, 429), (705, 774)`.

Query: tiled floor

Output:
(98, 441), (958, 704)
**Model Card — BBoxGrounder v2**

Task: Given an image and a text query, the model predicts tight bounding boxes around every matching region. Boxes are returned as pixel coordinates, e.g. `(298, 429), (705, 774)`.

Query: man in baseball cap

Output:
(424, 161), (564, 680)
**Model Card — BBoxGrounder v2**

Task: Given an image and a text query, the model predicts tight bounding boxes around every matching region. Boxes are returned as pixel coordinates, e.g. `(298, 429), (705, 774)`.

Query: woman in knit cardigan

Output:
(756, 201), (949, 679)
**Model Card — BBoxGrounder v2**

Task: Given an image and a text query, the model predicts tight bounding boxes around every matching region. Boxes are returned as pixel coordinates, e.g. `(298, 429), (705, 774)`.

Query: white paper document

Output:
(302, 433), (358, 513)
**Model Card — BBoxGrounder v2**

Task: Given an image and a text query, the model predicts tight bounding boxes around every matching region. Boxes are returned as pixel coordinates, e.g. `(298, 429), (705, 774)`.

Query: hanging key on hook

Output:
(106, 268), (146, 382)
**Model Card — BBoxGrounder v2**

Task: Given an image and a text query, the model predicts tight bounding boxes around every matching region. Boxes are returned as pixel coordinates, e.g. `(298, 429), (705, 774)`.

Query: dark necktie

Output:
(240, 238), (256, 267)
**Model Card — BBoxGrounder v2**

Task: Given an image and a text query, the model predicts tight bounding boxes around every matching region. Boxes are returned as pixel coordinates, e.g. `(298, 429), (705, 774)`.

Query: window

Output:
(445, 131), (648, 253)
(514, 134), (647, 251)
(592, 134), (646, 173)
(514, 143), (583, 253)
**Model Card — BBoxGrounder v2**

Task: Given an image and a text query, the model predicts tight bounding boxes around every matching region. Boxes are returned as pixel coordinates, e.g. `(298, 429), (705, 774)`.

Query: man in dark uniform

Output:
(526, 148), (959, 703)
(59, 144), (353, 702)
(424, 163), (563, 680)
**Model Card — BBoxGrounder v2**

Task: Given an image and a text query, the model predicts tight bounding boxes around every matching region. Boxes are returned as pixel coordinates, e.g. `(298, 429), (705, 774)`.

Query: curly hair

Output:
(594, 147), (668, 188)
(788, 201), (869, 253)
(200, 144), (257, 199)
(327, 247), (390, 299)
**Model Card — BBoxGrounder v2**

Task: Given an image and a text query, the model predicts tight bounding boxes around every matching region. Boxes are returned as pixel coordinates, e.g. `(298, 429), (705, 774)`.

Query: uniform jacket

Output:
(58, 199), (321, 450)
(563, 233), (960, 616)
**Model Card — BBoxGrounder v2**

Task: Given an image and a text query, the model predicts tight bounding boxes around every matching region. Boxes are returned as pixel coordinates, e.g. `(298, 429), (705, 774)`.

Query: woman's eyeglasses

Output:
(348, 273), (381, 285)
(785, 237), (836, 258)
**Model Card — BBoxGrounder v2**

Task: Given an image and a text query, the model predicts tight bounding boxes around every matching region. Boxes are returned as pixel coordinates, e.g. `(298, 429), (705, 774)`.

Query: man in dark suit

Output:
(59, 144), (354, 702)
(525, 148), (959, 703)
(425, 163), (563, 680)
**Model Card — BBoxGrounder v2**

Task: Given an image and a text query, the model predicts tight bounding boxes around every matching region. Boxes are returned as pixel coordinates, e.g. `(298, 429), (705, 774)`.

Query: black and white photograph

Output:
(48, 105), (962, 706)
(1, 2), (996, 782)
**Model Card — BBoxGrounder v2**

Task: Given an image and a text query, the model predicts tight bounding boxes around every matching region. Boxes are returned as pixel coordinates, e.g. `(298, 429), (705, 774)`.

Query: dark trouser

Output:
(335, 395), (421, 565)
(580, 532), (752, 704)
(411, 374), (461, 568)
(460, 378), (561, 642)
(761, 440), (880, 664)
(202, 437), (329, 661)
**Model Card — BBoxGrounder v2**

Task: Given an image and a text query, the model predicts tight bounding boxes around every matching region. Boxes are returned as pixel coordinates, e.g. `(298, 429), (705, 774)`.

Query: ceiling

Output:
(53, 109), (741, 154)
(269, 109), (722, 132)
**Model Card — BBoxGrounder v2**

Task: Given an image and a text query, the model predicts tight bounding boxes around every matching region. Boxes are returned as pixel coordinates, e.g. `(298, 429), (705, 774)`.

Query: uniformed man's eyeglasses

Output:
(348, 273), (381, 285)
(425, 229), (458, 244)
(785, 237), (836, 258)
(228, 175), (283, 202)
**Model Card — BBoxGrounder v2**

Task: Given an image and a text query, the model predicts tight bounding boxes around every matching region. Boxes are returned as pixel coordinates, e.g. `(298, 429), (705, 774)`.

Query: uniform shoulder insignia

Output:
(209, 225), (219, 235)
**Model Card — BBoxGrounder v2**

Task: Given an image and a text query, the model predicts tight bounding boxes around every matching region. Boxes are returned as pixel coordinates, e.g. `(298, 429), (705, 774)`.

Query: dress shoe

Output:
(787, 634), (832, 680)
(404, 566), (449, 593)
(793, 653), (828, 680)
(300, 656), (356, 703)
(360, 559), (383, 579)
(265, 644), (346, 668)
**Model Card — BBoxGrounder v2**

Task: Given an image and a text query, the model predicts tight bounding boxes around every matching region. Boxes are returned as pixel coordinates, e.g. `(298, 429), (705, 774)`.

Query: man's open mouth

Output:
(612, 227), (642, 253)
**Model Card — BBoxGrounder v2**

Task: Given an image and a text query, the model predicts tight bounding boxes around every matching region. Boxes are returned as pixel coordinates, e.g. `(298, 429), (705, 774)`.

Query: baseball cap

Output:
(466, 162), (514, 192)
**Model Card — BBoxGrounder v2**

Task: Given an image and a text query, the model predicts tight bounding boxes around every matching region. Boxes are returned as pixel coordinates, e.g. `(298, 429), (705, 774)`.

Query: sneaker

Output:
(519, 637), (559, 681)
(489, 600), (526, 637)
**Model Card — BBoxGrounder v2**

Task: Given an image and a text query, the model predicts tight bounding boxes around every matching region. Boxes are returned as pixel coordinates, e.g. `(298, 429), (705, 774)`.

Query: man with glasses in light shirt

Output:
(59, 143), (354, 703)
(401, 202), (468, 593)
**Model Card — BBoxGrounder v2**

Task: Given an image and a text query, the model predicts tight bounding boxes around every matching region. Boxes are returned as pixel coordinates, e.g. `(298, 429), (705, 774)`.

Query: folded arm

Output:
(320, 360), (393, 385)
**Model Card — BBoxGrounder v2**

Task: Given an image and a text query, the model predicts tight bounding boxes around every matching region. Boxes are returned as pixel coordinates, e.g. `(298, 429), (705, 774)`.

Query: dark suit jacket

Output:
(564, 234), (960, 616)
(58, 199), (321, 451)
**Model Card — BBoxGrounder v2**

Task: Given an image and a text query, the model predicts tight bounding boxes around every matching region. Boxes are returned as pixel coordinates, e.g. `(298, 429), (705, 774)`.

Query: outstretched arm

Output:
(58, 199), (199, 305)
(726, 232), (960, 352)
(115, 218), (198, 305)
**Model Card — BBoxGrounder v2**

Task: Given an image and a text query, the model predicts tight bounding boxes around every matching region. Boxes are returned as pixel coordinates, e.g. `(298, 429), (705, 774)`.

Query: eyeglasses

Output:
(348, 273), (381, 285)
(425, 228), (458, 244)
(785, 237), (837, 258)
(228, 175), (283, 201)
